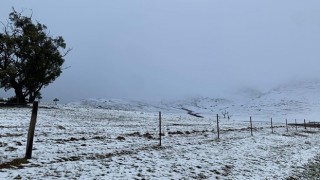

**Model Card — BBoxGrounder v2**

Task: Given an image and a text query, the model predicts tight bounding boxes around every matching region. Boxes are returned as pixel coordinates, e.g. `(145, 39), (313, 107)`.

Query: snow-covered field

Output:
(1, 104), (320, 179)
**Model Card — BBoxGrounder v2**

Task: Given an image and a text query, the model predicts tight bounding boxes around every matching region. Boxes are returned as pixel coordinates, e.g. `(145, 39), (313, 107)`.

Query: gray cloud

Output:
(1, 0), (320, 103)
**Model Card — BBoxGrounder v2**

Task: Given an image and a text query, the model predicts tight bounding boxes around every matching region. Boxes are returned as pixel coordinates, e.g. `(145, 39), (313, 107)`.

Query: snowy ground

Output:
(1, 105), (320, 179)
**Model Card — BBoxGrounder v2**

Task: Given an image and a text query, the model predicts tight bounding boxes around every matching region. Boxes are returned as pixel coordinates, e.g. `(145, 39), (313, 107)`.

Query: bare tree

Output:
(222, 110), (228, 119)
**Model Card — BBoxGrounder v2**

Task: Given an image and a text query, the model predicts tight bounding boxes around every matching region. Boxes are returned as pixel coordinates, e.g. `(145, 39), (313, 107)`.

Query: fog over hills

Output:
(71, 80), (320, 121)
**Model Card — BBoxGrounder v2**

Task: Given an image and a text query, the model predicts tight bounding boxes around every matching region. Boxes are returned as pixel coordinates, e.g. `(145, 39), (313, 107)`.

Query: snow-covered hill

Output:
(70, 80), (320, 120)
(244, 80), (320, 119)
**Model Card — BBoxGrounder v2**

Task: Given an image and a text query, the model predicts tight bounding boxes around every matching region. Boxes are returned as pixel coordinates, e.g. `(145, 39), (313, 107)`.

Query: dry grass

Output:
(0, 158), (29, 169)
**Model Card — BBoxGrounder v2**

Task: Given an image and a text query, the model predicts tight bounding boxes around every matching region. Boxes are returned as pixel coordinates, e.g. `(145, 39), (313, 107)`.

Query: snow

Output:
(1, 105), (320, 179)
(69, 80), (320, 121)
(2, 80), (320, 179)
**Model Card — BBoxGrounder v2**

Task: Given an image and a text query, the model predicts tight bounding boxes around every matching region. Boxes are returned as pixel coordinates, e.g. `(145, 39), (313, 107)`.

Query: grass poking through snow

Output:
(0, 158), (29, 169)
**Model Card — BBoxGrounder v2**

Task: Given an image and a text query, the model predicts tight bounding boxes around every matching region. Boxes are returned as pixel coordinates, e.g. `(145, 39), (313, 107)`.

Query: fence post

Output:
(25, 101), (39, 159)
(286, 119), (288, 132)
(250, 116), (253, 136)
(271, 118), (273, 133)
(295, 119), (297, 131)
(304, 119), (306, 129)
(159, 111), (162, 146)
(216, 114), (220, 139)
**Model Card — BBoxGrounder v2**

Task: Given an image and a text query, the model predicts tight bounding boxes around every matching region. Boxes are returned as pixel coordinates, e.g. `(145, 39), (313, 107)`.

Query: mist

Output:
(1, 1), (320, 103)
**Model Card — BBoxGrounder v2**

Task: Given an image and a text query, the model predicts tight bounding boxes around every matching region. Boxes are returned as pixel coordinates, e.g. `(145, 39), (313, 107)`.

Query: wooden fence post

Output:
(304, 119), (306, 129)
(271, 118), (273, 133)
(25, 101), (39, 159)
(286, 119), (288, 132)
(216, 114), (220, 139)
(250, 116), (253, 136)
(159, 111), (162, 146)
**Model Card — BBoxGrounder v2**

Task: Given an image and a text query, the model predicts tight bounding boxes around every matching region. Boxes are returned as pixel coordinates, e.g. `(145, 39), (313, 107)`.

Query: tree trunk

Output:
(29, 93), (36, 103)
(14, 85), (26, 104)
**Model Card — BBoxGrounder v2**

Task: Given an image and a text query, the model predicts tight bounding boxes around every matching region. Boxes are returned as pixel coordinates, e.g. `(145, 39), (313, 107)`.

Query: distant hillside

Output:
(244, 80), (320, 118)
(70, 80), (320, 120)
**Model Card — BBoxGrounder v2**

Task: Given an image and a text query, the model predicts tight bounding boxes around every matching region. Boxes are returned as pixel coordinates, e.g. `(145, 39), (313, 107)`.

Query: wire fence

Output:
(1, 106), (320, 166)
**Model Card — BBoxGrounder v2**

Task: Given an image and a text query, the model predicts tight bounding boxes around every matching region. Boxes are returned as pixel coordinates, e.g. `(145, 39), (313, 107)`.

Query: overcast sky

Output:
(1, 1), (320, 103)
